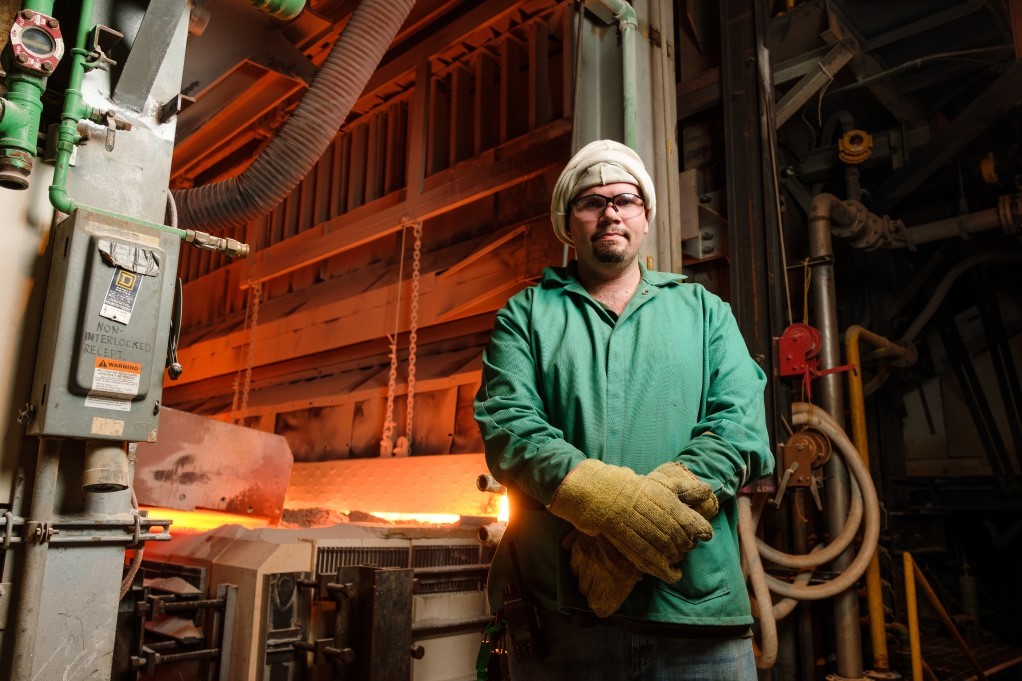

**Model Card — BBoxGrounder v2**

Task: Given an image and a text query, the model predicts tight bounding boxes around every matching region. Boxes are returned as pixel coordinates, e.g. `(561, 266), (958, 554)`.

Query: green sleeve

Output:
(677, 291), (774, 501)
(474, 292), (586, 505)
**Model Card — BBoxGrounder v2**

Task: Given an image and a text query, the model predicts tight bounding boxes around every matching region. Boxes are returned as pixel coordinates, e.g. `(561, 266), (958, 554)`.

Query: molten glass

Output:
(141, 506), (271, 533)
(369, 511), (461, 525)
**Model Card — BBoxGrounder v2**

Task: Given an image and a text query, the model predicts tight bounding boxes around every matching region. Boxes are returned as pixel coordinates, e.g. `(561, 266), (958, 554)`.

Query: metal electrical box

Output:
(28, 207), (180, 442)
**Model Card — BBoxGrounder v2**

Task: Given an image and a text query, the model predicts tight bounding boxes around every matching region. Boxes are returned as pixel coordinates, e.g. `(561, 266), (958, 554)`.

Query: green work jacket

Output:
(474, 262), (773, 627)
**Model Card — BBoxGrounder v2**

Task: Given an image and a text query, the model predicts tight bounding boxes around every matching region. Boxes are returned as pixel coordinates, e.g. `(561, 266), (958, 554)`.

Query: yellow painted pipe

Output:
(912, 563), (989, 681)
(904, 552), (923, 681)
(845, 326), (893, 671)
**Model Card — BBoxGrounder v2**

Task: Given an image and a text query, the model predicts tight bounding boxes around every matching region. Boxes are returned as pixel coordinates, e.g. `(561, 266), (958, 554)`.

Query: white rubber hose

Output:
(760, 403), (881, 600)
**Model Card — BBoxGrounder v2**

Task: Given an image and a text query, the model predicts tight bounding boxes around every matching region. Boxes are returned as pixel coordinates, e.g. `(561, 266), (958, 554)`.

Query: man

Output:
(474, 139), (773, 680)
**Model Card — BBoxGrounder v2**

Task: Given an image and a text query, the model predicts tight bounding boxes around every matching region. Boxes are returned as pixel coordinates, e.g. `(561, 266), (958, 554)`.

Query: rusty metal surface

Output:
(134, 407), (292, 522)
(285, 453), (497, 518)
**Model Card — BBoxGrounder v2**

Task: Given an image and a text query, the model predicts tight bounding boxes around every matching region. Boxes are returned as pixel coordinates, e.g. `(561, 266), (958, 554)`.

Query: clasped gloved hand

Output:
(561, 463), (718, 617)
(548, 459), (716, 584)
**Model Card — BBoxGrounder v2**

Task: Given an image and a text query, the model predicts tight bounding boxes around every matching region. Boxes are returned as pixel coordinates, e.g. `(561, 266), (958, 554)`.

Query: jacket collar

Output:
(541, 260), (687, 291)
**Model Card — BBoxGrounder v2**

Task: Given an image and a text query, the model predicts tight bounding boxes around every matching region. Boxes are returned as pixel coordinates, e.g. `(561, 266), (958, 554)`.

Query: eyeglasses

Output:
(570, 193), (645, 219)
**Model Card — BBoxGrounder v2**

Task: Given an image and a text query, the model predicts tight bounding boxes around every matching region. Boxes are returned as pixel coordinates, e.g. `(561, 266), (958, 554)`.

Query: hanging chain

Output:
(238, 281), (262, 423)
(403, 219), (423, 455)
(381, 224), (409, 455)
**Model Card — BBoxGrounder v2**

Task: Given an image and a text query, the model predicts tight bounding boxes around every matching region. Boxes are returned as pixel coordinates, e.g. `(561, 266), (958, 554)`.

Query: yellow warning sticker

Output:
(94, 358), (141, 373)
(90, 357), (142, 399)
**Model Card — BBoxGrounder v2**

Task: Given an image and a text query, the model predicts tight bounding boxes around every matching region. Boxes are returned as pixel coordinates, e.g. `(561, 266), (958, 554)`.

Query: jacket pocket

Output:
(656, 514), (732, 604)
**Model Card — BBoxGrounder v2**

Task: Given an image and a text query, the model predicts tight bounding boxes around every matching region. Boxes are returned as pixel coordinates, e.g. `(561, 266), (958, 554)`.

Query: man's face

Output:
(566, 182), (649, 267)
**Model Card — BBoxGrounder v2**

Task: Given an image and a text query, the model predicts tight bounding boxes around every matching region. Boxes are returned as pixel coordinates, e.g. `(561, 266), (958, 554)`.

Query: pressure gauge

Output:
(9, 9), (64, 75)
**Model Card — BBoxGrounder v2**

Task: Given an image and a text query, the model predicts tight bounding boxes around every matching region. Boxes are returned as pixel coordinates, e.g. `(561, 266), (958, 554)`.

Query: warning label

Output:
(84, 394), (132, 412)
(99, 267), (142, 324)
(91, 357), (142, 397)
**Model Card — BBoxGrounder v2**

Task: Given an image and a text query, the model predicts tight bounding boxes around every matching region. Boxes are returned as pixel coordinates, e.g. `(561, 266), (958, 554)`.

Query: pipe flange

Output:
(997, 193), (1022, 235)
(830, 200), (870, 241)
(839, 130), (873, 165)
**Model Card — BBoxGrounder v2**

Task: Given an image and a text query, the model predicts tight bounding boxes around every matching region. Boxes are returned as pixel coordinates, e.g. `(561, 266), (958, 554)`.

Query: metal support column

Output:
(719, 0), (789, 446)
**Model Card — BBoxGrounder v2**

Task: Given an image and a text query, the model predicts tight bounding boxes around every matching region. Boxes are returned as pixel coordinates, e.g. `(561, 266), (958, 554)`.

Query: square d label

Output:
(100, 267), (142, 324)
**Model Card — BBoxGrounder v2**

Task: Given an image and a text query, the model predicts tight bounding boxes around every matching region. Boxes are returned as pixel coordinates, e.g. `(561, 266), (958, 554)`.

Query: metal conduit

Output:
(174, 0), (417, 231)
(808, 193), (863, 678)
(10, 439), (62, 681)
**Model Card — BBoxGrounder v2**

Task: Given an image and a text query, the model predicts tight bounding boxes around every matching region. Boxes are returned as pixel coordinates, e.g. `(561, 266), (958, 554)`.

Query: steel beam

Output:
(719, 0), (789, 441)
(113, 0), (189, 109)
(238, 119), (570, 285)
(873, 60), (1022, 213)
(774, 41), (855, 128)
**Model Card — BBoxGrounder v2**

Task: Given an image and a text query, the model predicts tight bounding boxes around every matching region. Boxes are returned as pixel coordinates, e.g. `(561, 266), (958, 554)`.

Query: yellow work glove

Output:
(562, 531), (642, 617)
(562, 464), (719, 617)
(548, 459), (715, 583)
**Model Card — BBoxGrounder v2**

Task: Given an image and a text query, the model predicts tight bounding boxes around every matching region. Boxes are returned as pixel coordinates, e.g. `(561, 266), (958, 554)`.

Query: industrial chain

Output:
(238, 281), (262, 423)
(381, 224), (410, 455)
(380, 334), (399, 455)
(404, 220), (423, 455)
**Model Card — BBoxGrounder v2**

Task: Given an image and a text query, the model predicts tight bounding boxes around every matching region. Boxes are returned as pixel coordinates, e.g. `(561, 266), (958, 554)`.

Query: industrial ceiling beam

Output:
(174, 219), (558, 385)
(873, 59), (1022, 213)
(236, 118), (569, 285)
(774, 41), (854, 128)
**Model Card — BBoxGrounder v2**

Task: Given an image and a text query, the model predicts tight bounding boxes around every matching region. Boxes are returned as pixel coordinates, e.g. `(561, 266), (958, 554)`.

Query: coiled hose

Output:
(739, 402), (881, 669)
(174, 0), (416, 230)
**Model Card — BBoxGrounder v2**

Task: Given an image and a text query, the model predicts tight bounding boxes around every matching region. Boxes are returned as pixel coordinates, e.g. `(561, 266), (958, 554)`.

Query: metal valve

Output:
(771, 428), (831, 508)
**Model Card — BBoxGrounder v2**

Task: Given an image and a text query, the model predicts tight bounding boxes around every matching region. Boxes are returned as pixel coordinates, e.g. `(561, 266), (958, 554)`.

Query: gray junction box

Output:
(28, 207), (181, 442)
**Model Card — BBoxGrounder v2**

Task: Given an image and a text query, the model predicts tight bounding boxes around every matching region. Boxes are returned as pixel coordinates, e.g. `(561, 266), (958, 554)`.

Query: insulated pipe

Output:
(174, 0), (417, 231)
(478, 521), (506, 546)
(11, 438), (62, 681)
(846, 326), (915, 673)
(738, 495), (777, 669)
(900, 252), (1022, 343)
(808, 193), (863, 676)
(248, 0), (306, 20)
(589, 0), (639, 148)
(756, 478), (863, 569)
(83, 440), (130, 491)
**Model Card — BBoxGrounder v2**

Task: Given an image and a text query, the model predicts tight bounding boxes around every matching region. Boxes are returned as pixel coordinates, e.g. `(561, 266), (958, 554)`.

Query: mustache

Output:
(592, 229), (628, 242)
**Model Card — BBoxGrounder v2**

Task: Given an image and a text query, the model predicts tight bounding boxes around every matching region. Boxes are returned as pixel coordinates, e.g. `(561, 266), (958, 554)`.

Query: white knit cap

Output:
(550, 139), (656, 246)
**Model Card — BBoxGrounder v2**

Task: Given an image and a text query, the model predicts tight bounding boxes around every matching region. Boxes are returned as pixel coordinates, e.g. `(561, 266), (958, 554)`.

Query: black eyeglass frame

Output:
(568, 192), (646, 218)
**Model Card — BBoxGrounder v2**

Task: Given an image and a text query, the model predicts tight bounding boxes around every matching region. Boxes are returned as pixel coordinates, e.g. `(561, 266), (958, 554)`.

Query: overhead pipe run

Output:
(175, 0), (417, 231)
(818, 191), (1021, 251)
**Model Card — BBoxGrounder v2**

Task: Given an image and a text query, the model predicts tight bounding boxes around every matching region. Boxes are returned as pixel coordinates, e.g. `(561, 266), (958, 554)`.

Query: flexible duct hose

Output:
(174, 0), (416, 230)
(759, 404), (881, 601)
(739, 403), (882, 669)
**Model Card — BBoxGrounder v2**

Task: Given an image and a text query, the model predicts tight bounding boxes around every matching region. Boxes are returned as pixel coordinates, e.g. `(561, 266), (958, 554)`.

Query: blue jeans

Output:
(508, 609), (757, 681)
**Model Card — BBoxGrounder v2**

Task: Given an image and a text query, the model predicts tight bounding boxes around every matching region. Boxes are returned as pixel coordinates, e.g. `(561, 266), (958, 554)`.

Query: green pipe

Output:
(248, 0), (306, 20)
(22, 0), (56, 11)
(39, 2), (249, 257)
(0, 0), (57, 189)
(49, 0), (96, 214)
(591, 0), (639, 148)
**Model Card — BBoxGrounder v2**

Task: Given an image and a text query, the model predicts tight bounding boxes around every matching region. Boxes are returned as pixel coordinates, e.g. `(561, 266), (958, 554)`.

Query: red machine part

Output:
(778, 323), (821, 376)
(778, 323), (853, 399)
